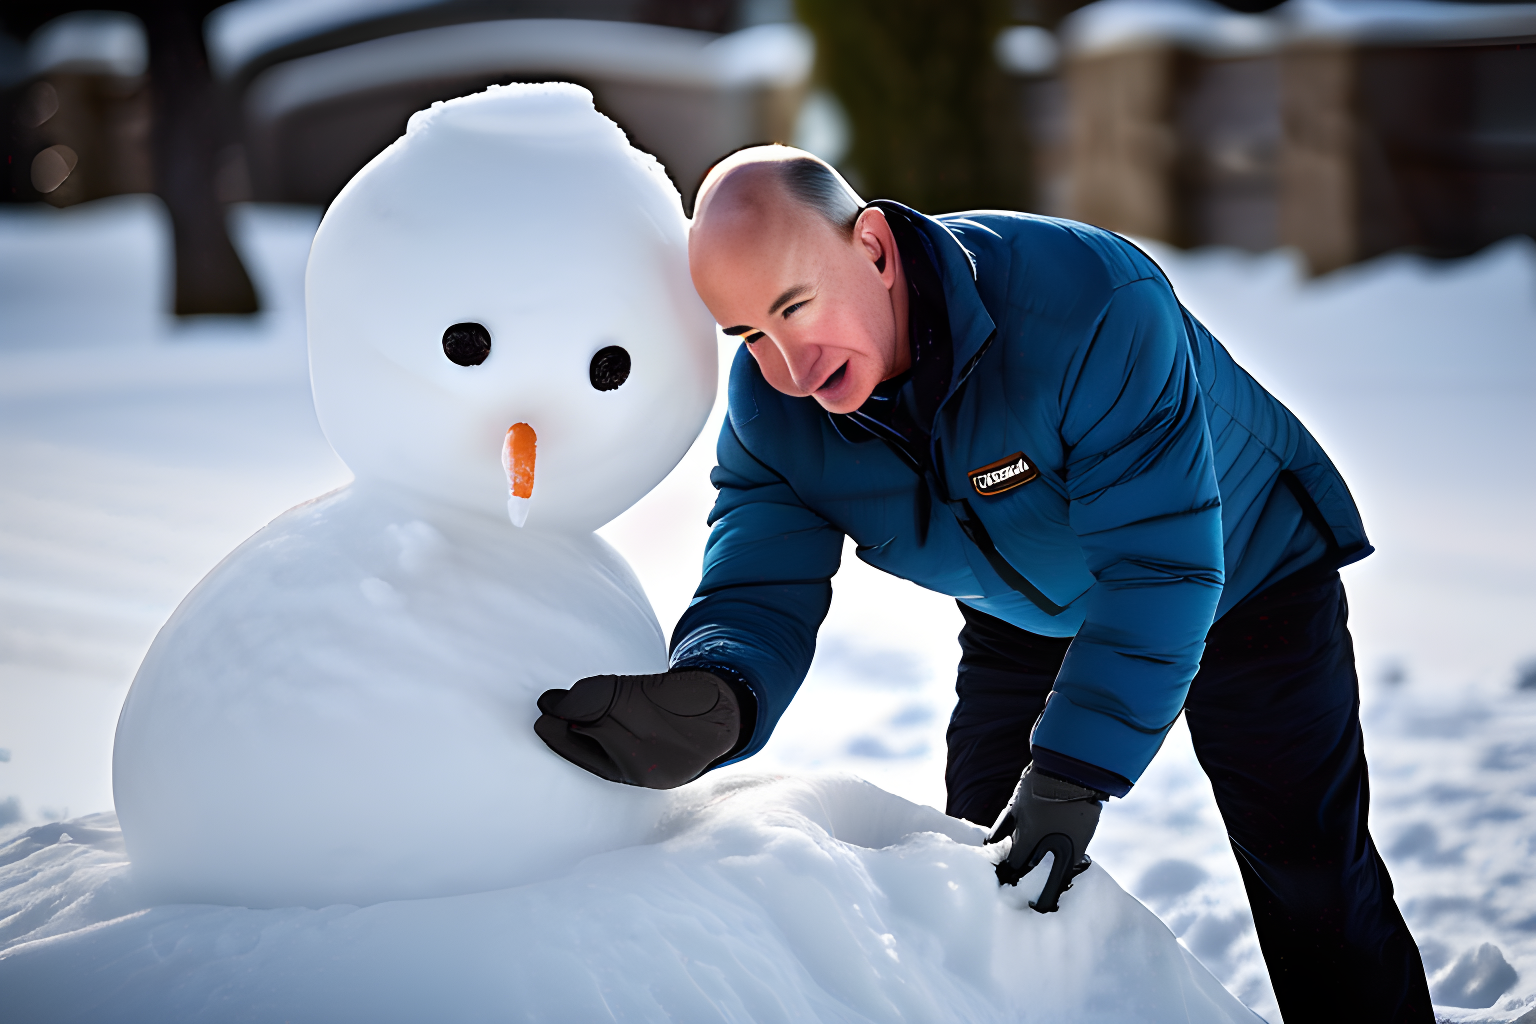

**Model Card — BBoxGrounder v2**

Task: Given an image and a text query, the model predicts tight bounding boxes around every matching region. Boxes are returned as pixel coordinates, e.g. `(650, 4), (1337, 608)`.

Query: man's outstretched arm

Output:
(538, 404), (843, 788)
(669, 409), (845, 764)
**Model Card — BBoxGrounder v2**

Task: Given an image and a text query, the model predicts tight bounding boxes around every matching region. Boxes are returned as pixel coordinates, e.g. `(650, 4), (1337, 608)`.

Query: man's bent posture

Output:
(535, 146), (1432, 1022)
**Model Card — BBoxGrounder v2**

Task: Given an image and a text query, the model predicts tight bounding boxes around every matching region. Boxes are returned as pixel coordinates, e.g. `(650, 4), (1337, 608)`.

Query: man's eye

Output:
(781, 301), (808, 319)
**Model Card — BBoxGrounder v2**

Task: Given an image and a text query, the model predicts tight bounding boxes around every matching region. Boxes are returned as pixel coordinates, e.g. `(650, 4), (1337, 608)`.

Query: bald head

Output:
(687, 147), (910, 415)
(694, 146), (864, 240)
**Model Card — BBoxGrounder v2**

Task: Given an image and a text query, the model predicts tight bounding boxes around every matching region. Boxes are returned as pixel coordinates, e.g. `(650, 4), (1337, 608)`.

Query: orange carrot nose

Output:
(504, 423), (536, 497)
(502, 423), (536, 527)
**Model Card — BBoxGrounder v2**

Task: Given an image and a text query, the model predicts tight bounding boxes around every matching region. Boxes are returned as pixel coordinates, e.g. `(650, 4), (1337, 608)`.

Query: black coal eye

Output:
(442, 322), (491, 366)
(589, 345), (631, 391)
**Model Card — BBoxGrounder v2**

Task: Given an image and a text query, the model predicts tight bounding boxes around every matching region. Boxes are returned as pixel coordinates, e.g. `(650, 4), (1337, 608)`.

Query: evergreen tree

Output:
(796, 0), (1028, 213)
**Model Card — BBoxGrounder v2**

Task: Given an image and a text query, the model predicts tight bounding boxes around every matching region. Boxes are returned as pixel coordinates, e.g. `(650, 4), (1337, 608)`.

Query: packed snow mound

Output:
(1, 774), (1260, 1023)
(114, 82), (718, 907)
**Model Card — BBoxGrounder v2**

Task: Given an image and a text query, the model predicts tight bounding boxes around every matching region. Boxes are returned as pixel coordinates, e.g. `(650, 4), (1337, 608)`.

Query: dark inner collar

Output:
(855, 202), (954, 445)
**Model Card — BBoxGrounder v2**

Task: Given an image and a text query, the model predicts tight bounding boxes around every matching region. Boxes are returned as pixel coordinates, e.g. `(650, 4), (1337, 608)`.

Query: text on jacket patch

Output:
(969, 452), (1039, 496)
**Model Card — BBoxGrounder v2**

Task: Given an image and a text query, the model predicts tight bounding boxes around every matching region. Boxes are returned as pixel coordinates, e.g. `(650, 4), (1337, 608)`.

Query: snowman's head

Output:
(306, 84), (716, 532)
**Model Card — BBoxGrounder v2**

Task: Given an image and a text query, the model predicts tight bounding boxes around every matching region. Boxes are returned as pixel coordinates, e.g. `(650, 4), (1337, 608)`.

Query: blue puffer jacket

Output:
(671, 205), (1370, 788)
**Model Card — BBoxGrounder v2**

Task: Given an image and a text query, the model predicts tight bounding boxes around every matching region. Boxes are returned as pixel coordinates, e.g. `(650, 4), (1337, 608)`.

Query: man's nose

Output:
(781, 340), (823, 392)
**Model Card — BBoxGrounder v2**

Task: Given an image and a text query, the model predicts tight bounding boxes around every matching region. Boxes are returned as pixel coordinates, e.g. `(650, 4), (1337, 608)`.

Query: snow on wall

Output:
(1061, 0), (1536, 57)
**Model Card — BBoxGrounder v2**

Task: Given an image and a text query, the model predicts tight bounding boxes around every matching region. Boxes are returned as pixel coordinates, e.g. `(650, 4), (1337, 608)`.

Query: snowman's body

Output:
(115, 483), (667, 907)
(113, 84), (717, 908)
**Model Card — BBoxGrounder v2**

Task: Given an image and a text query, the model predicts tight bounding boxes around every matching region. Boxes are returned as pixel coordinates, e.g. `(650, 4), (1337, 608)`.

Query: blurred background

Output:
(3, 0), (1535, 312)
(1, 2), (1534, 1020)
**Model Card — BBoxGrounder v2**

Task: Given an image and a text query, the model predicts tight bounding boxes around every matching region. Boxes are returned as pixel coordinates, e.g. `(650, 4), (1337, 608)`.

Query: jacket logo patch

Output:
(969, 452), (1038, 496)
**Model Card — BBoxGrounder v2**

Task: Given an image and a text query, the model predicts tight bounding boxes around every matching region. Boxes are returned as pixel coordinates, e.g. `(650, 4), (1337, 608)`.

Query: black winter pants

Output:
(945, 570), (1433, 1023)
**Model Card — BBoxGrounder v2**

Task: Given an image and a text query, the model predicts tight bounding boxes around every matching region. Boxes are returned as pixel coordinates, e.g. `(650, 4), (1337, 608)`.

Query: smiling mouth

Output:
(817, 362), (848, 393)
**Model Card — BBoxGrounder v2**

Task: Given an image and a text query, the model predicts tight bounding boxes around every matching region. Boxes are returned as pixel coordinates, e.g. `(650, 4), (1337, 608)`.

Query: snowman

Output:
(112, 84), (718, 909)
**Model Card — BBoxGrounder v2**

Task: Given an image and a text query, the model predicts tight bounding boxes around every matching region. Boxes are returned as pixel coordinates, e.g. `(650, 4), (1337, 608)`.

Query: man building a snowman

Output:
(533, 146), (1431, 1022)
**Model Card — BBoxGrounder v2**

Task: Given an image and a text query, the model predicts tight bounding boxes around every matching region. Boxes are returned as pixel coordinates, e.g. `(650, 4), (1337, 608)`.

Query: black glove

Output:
(534, 670), (741, 790)
(985, 764), (1106, 912)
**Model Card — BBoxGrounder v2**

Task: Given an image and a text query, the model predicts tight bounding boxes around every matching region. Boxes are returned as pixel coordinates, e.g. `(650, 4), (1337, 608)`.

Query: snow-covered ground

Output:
(1, 196), (1533, 1021)
(3, 775), (1264, 1023)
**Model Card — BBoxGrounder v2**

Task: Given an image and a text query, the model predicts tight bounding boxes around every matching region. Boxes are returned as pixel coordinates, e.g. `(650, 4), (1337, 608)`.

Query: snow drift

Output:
(0, 773), (1259, 1023)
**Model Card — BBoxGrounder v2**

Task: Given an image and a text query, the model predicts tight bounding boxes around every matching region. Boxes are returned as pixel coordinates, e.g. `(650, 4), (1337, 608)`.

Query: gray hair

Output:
(777, 156), (865, 235)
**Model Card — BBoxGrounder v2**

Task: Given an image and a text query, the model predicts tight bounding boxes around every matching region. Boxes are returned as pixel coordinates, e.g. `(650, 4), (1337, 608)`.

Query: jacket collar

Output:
(868, 200), (997, 408)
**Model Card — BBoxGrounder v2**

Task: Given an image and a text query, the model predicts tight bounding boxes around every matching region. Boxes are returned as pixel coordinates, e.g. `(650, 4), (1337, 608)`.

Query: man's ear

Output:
(854, 207), (896, 285)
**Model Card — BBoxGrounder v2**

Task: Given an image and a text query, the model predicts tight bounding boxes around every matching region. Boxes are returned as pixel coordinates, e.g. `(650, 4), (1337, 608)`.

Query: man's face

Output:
(689, 196), (907, 415)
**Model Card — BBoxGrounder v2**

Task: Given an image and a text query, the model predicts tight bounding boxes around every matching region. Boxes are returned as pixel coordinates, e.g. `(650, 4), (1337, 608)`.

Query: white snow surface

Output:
(112, 481), (671, 908)
(1, 775), (1256, 1023)
(0, 193), (1534, 1022)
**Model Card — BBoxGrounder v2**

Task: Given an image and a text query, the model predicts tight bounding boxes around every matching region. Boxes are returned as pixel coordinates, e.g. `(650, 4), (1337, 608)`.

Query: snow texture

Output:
(1, 776), (1258, 1023)
(1, 147), (1535, 1023)
(113, 482), (671, 907)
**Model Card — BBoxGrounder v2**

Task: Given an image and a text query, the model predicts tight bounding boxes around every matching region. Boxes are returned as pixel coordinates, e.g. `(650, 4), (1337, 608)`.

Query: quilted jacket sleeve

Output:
(1028, 276), (1226, 785)
(669, 410), (845, 763)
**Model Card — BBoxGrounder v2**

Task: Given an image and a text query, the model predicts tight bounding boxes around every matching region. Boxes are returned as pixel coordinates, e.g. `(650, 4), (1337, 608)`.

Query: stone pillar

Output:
(1065, 45), (1179, 242)
(1278, 44), (1356, 273)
